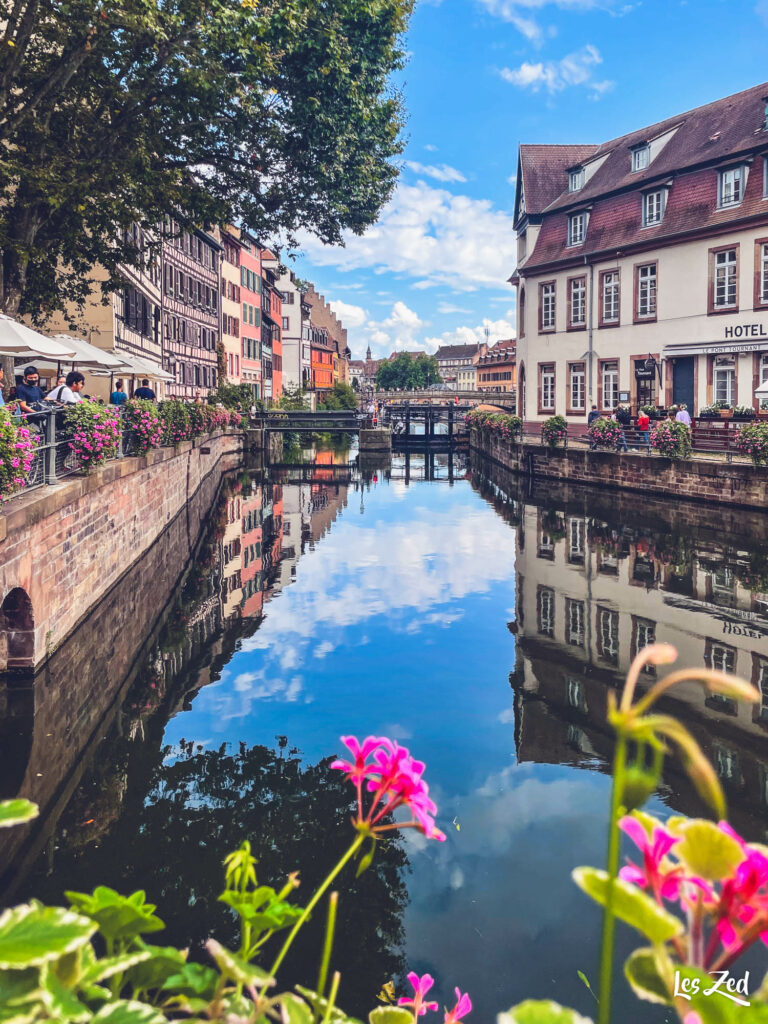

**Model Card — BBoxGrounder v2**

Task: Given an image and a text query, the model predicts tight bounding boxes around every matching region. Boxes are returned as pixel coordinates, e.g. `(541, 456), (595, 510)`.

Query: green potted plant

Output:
(639, 403), (659, 420)
(699, 403), (720, 420)
(715, 399), (732, 418)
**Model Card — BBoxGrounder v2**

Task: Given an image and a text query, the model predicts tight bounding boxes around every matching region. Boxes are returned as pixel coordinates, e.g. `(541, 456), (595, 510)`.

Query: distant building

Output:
(239, 234), (262, 399)
(218, 227), (242, 384)
(477, 340), (517, 393)
(162, 220), (221, 399)
(260, 250), (283, 399)
(349, 360), (365, 388)
(456, 364), (477, 390)
(276, 271), (310, 390)
(434, 342), (486, 389)
(362, 345), (381, 388)
(304, 284), (351, 387)
(310, 325), (334, 392)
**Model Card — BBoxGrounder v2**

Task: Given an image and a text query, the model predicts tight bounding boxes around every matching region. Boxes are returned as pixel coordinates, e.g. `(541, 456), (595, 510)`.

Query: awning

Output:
(47, 334), (130, 369)
(114, 351), (175, 382)
(0, 315), (77, 359)
(663, 340), (768, 357)
(755, 381), (768, 397)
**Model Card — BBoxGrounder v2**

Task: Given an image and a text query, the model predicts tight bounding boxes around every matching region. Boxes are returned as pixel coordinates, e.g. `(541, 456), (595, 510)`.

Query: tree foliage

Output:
(0, 0), (413, 318)
(375, 353), (440, 391)
(318, 382), (358, 410)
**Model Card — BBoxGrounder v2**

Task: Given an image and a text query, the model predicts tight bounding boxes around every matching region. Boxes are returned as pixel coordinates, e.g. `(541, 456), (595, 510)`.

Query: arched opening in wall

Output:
(1, 588), (35, 672)
(518, 363), (526, 420)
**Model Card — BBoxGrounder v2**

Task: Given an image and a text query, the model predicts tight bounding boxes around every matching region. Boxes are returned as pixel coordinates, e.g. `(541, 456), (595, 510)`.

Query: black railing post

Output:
(44, 411), (57, 484)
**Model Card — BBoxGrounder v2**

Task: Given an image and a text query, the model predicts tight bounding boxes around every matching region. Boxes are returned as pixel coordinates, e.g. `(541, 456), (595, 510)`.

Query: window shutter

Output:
(566, 283), (572, 327)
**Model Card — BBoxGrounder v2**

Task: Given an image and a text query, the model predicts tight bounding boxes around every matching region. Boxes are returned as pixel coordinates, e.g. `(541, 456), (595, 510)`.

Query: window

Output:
(537, 587), (554, 638)
(643, 190), (666, 227)
(540, 282), (555, 330)
(712, 248), (738, 309)
(761, 242), (768, 304)
(714, 358), (736, 406)
(635, 263), (657, 320)
(567, 678), (587, 712)
(568, 212), (586, 246)
(566, 599), (585, 647)
(634, 358), (657, 409)
(540, 363), (555, 411)
(601, 270), (620, 324)
(569, 276), (586, 327)
(569, 362), (585, 411)
(719, 166), (744, 207)
(597, 607), (619, 664)
(602, 361), (618, 410)
(631, 145), (650, 172)
(569, 167), (584, 192)
(632, 618), (657, 673)
(569, 517), (585, 564)
(282, 317), (289, 330)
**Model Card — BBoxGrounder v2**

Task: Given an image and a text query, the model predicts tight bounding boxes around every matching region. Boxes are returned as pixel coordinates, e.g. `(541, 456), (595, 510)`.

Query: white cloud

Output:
(423, 315), (516, 353)
(506, 174), (517, 186)
(328, 299), (367, 328)
(499, 44), (613, 97)
(404, 161), (467, 183)
(298, 180), (517, 292)
(424, 143), (439, 152)
(437, 302), (473, 315)
(477, 0), (629, 42)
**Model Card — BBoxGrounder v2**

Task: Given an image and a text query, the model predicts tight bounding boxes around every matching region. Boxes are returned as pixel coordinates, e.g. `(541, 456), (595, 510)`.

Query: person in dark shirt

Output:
(134, 378), (156, 401)
(15, 366), (45, 414)
(587, 404), (600, 426)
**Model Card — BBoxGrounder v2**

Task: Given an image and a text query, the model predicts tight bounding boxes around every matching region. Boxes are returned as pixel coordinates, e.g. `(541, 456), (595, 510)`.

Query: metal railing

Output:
(18, 410), (124, 494)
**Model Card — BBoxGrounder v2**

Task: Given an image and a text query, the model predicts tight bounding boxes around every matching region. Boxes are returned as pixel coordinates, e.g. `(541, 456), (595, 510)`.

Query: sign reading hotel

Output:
(701, 323), (768, 354)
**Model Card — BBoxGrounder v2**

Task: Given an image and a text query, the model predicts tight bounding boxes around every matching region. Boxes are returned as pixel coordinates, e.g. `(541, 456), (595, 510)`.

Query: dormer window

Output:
(568, 211), (587, 247)
(642, 189), (667, 227)
(719, 166), (745, 207)
(569, 168), (585, 192)
(631, 145), (650, 172)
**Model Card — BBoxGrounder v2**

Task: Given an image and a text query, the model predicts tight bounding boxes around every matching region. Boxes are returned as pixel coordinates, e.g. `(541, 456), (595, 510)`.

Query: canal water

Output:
(3, 446), (768, 1022)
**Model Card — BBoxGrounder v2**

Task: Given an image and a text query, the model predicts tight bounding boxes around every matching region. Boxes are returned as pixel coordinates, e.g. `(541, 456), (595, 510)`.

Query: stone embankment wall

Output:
(0, 431), (243, 671)
(471, 429), (768, 510)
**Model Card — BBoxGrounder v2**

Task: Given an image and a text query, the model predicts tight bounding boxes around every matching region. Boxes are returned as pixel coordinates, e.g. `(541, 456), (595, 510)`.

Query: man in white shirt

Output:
(46, 371), (85, 404)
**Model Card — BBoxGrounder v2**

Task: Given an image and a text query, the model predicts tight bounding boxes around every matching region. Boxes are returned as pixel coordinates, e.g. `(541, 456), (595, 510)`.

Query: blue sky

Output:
(291, 0), (768, 360)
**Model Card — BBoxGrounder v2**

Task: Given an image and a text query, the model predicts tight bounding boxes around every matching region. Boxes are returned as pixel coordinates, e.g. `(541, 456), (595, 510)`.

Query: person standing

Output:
(110, 380), (128, 406)
(46, 371), (85, 404)
(613, 404), (629, 452)
(675, 403), (692, 427)
(15, 366), (45, 414)
(134, 378), (156, 401)
(637, 409), (650, 449)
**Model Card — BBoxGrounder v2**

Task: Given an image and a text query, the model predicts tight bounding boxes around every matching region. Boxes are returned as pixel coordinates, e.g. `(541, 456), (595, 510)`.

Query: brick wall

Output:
(0, 432), (243, 671)
(471, 428), (768, 509)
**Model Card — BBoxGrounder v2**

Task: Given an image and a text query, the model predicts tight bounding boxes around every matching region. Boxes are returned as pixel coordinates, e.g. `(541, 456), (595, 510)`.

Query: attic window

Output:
(569, 168), (585, 192)
(631, 145), (650, 172)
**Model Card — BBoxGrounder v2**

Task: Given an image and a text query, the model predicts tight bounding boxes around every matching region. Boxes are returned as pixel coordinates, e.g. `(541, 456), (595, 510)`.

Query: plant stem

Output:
(317, 891), (338, 999)
(268, 832), (365, 980)
(598, 733), (627, 1024)
(321, 971), (341, 1024)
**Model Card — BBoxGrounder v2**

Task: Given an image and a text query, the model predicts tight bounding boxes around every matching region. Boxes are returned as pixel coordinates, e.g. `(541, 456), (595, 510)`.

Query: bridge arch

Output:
(1, 587), (35, 672)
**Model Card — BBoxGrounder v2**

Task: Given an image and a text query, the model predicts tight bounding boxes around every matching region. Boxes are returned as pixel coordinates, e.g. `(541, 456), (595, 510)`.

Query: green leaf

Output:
(92, 1000), (169, 1024)
(572, 867), (684, 944)
(39, 962), (92, 1022)
(356, 836), (377, 878)
(81, 950), (152, 986)
(675, 820), (745, 881)
(0, 800), (38, 829)
(205, 939), (270, 989)
(623, 948), (671, 1005)
(123, 945), (187, 994)
(160, 962), (218, 998)
(296, 985), (364, 1023)
(368, 1009), (413, 1024)
(279, 993), (314, 1023)
(65, 888), (164, 944)
(0, 968), (41, 1014)
(497, 1001), (594, 1024)
(0, 902), (97, 969)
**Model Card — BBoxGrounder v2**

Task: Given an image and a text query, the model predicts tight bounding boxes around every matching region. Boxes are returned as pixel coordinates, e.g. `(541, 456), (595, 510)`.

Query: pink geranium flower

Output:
(398, 972), (439, 1017)
(619, 816), (696, 902)
(444, 988), (472, 1023)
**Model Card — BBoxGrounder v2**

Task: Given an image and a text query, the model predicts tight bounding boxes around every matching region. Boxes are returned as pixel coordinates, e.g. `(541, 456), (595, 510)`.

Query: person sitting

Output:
(134, 378), (156, 401)
(46, 371), (85, 404)
(15, 366), (45, 414)
(110, 380), (128, 406)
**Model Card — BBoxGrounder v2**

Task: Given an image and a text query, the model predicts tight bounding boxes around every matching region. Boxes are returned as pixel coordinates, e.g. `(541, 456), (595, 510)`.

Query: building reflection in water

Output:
(471, 452), (768, 842)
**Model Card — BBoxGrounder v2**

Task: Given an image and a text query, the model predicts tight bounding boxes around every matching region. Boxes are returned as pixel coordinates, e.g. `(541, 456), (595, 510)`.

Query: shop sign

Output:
(724, 324), (768, 339)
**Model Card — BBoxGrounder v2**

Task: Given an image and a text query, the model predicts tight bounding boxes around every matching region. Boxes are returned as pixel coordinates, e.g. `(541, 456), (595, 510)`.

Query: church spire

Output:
(366, 344), (372, 361)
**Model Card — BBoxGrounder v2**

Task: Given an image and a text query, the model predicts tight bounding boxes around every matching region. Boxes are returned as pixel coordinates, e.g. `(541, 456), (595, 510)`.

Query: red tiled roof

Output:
(435, 343), (481, 359)
(519, 145), (598, 215)
(521, 81), (768, 272)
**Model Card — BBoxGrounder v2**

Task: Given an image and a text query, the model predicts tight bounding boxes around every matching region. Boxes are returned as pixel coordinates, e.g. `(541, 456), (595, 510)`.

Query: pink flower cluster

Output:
(649, 420), (691, 459)
(331, 735), (446, 841)
(0, 414), (37, 499)
(465, 410), (521, 442)
(734, 423), (768, 466)
(124, 401), (164, 454)
(620, 816), (768, 972)
(68, 407), (120, 472)
(587, 417), (623, 449)
(398, 973), (471, 1022)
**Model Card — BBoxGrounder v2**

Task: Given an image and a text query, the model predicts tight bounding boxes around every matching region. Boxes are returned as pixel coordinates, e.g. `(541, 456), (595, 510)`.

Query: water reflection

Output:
(6, 446), (768, 1021)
